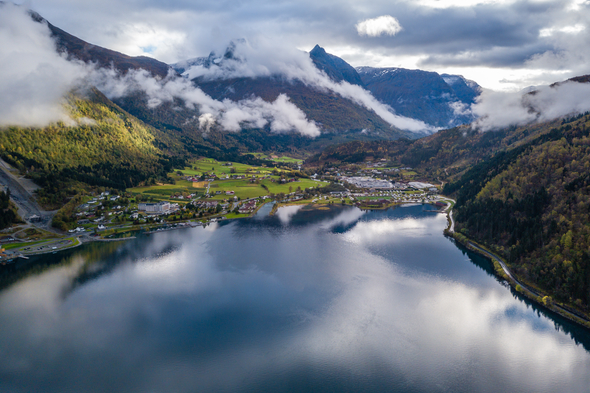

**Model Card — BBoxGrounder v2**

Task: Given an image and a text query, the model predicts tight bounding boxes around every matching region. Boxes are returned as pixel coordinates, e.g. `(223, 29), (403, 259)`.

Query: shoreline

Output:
(442, 202), (590, 330)
(2, 201), (273, 260)
(11, 199), (590, 333)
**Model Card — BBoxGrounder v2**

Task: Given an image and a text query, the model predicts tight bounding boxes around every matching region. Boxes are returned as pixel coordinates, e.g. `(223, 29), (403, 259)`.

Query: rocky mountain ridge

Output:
(173, 43), (482, 129)
(356, 66), (480, 128)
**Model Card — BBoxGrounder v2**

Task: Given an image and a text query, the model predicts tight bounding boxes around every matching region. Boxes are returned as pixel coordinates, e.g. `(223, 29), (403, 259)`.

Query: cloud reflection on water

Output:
(0, 206), (589, 392)
(274, 205), (304, 225)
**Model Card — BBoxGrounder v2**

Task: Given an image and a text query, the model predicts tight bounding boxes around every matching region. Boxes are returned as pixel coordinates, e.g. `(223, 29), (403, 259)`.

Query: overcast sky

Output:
(19, 0), (590, 91)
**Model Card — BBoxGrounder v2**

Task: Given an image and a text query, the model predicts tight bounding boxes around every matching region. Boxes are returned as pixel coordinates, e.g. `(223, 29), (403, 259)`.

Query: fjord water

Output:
(1, 205), (589, 392)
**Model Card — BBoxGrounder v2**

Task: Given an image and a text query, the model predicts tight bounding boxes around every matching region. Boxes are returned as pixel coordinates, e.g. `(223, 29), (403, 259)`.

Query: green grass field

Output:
(249, 153), (303, 164)
(208, 178), (323, 200)
(128, 158), (325, 202)
(179, 158), (273, 177)
(2, 240), (46, 250)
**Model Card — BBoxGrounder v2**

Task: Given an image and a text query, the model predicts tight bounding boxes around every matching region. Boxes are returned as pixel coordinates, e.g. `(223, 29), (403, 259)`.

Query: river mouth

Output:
(0, 204), (589, 393)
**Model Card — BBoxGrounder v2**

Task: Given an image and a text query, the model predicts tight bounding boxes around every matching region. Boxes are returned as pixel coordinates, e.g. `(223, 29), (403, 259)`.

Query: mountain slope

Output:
(305, 119), (552, 178)
(441, 74), (480, 104)
(446, 113), (590, 314)
(309, 45), (364, 86)
(169, 43), (437, 141)
(32, 14), (410, 153)
(30, 11), (171, 78)
(114, 84), (413, 158)
(193, 76), (396, 133)
(357, 67), (480, 128)
(0, 88), (183, 208)
(177, 43), (407, 136)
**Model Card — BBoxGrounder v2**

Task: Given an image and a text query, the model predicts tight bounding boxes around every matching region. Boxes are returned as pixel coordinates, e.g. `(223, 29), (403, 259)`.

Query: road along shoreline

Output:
(443, 204), (590, 330)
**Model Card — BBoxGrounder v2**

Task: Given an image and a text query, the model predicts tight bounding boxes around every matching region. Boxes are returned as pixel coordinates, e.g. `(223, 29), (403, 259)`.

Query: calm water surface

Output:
(1, 204), (589, 392)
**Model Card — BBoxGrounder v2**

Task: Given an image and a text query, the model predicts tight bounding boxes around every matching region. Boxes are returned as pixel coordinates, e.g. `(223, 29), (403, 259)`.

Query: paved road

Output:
(438, 197), (455, 232)
(444, 197), (590, 325)
(0, 161), (57, 230)
(0, 168), (42, 217)
(467, 240), (590, 325)
(20, 238), (80, 255)
(468, 242), (528, 291)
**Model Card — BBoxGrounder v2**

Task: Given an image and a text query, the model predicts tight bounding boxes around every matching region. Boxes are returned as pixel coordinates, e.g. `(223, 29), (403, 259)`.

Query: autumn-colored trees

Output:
(449, 115), (590, 311)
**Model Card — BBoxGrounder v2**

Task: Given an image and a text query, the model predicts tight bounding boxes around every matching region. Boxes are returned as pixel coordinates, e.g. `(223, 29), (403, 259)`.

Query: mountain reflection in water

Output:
(0, 204), (589, 393)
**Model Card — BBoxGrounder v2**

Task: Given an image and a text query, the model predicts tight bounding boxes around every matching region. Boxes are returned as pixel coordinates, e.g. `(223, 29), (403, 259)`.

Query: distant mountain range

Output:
(356, 67), (480, 128)
(22, 9), (589, 159)
(29, 6), (484, 144)
(173, 42), (481, 130)
(307, 45), (481, 128)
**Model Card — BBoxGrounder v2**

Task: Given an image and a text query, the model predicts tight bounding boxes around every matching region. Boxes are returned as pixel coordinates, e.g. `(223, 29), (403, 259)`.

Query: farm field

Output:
(128, 157), (325, 202)
(249, 153), (304, 165)
(179, 158), (264, 177)
(208, 178), (324, 200)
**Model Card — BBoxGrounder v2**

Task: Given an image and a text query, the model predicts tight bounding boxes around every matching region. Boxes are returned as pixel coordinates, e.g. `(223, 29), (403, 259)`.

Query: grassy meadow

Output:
(128, 157), (325, 202)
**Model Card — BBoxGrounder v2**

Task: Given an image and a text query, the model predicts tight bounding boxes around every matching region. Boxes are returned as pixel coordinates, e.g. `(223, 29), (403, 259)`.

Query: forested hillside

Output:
(0, 89), (184, 208)
(446, 113), (590, 312)
(305, 118), (563, 179)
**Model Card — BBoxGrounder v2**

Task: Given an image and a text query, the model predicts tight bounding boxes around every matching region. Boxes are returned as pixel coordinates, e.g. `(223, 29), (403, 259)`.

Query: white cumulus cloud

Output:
(356, 15), (403, 38)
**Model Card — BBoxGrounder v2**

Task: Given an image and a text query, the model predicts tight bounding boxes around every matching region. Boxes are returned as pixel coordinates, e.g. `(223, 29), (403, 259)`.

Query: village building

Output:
(138, 201), (171, 214)
(202, 201), (219, 209)
(238, 200), (257, 214)
(408, 181), (435, 189)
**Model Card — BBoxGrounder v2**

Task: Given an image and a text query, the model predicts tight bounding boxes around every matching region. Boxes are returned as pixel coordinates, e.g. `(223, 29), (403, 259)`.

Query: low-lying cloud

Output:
(472, 80), (590, 131)
(0, 3), (88, 128)
(182, 39), (434, 133)
(16, 1), (590, 137)
(91, 68), (321, 137)
(356, 15), (403, 38)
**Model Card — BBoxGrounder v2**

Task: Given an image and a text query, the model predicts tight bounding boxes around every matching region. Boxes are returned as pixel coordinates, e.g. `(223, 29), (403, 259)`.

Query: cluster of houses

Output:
(78, 192), (122, 211)
(352, 190), (443, 205)
(337, 176), (439, 194)
(67, 227), (86, 233)
(74, 191), (129, 223)
(0, 248), (19, 264)
(169, 193), (196, 200)
(340, 176), (395, 189)
(238, 200), (257, 214)
(196, 200), (223, 210)
(319, 161), (414, 181)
